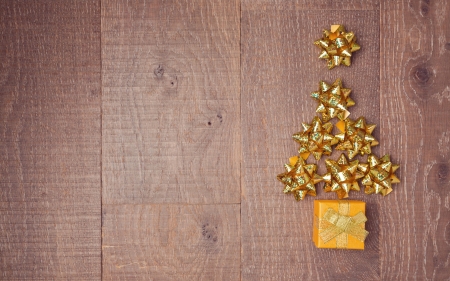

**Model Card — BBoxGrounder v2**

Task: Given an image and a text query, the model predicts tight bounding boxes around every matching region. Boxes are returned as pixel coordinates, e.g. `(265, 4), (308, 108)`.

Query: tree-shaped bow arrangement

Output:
(277, 25), (400, 201)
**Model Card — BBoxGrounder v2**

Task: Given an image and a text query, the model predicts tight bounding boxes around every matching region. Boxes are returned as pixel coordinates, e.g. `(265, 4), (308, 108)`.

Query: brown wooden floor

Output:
(1, 0), (449, 280)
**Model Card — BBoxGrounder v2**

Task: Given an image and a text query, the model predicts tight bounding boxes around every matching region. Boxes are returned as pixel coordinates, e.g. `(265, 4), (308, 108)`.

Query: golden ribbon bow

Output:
(335, 116), (379, 159)
(277, 156), (323, 201)
(311, 78), (355, 122)
(323, 153), (365, 199)
(292, 116), (338, 160)
(314, 25), (361, 69)
(317, 202), (368, 248)
(359, 154), (400, 196)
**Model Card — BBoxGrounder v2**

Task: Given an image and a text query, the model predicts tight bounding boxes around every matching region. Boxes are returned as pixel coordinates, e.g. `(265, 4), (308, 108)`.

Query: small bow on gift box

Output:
(317, 202), (368, 248)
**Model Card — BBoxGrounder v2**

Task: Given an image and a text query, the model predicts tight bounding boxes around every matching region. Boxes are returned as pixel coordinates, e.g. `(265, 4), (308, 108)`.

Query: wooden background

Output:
(0, 0), (449, 280)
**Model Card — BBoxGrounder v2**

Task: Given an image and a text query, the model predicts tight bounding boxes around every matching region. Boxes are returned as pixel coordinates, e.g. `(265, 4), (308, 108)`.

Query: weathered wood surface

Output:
(0, 1), (101, 280)
(242, 0), (379, 11)
(102, 204), (240, 280)
(101, 0), (241, 279)
(1, 0), (449, 280)
(380, 0), (450, 280)
(102, 0), (240, 205)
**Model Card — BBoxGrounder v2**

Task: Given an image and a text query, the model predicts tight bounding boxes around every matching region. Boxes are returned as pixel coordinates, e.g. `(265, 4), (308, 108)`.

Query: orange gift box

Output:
(313, 200), (368, 250)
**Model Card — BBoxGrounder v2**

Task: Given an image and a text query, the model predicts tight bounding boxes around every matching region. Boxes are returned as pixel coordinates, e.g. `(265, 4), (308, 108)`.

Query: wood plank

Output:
(102, 0), (240, 205)
(102, 204), (240, 280)
(241, 8), (381, 280)
(0, 1), (101, 280)
(102, 0), (241, 279)
(242, 0), (379, 11)
(380, 0), (450, 280)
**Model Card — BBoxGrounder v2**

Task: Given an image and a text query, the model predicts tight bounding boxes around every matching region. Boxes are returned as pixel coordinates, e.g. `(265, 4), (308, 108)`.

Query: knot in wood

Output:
(420, 0), (430, 16)
(437, 163), (449, 185)
(445, 43), (450, 51)
(154, 65), (165, 78)
(413, 66), (431, 84)
(201, 222), (218, 242)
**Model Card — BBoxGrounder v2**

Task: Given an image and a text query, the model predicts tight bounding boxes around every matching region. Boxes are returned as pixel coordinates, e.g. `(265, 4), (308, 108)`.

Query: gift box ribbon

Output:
(317, 201), (369, 248)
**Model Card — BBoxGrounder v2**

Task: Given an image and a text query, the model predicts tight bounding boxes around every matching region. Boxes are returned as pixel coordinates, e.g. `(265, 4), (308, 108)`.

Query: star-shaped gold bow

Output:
(311, 78), (355, 122)
(323, 153), (365, 199)
(314, 25), (361, 69)
(292, 116), (338, 160)
(335, 116), (379, 159)
(277, 156), (323, 200)
(359, 154), (400, 196)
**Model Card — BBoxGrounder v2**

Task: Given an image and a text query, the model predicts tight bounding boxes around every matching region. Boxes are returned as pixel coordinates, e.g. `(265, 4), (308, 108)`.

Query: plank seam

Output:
(100, 0), (104, 279)
(101, 203), (242, 206)
(239, 0), (243, 280)
(378, 2), (382, 280)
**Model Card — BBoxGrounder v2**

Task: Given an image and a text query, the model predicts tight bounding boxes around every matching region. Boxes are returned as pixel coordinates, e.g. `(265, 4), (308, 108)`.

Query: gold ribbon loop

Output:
(318, 203), (368, 247)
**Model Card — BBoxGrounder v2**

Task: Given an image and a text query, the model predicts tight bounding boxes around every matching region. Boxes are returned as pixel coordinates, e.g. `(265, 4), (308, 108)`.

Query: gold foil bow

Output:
(292, 116), (338, 160)
(277, 156), (323, 200)
(359, 154), (400, 196)
(323, 153), (365, 199)
(314, 24), (361, 69)
(311, 78), (355, 122)
(317, 201), (368, 248)
(335, 116), (379, 159)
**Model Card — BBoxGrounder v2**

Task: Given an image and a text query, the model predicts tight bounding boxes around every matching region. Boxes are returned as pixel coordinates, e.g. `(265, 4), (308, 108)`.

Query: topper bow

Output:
(314, 24), (361, 69)
(318, 203), (368, 248)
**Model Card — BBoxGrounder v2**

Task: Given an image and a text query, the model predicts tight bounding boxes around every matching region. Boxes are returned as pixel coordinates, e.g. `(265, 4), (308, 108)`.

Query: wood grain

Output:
(102, 0), (240, 205)
(1, 0), (449, 279)
(101, 0), (241, 279)
(241, 7), (381, 281)
(242, 0), (379, 11)
(0, 1), (101, 280)
(102, 204), (240, 280)
(380, 0), (450, 280)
